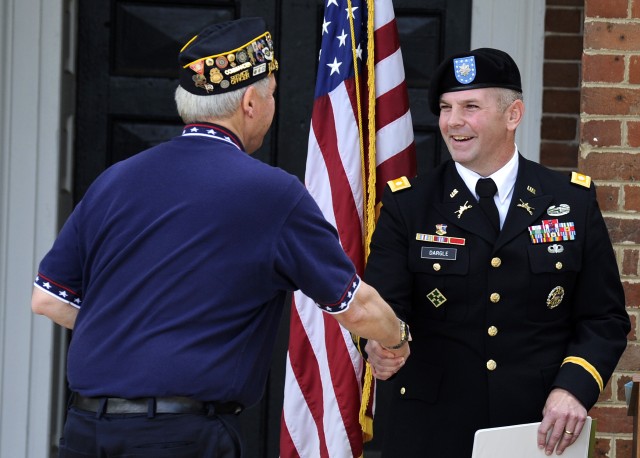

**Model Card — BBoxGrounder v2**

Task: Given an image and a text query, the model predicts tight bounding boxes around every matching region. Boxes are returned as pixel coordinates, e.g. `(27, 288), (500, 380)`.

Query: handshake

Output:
(364, 321), (411, 380)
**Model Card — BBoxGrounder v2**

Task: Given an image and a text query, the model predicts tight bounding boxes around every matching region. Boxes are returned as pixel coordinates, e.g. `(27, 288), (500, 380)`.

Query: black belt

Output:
(72, 393), (243, 416)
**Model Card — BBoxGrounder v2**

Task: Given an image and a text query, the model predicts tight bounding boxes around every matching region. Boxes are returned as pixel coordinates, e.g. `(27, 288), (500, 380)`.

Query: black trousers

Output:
(58, 406), (242, 457)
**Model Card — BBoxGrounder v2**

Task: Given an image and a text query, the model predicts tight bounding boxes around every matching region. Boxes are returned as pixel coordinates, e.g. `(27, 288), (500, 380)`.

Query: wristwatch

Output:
(385, 319), (410, 349)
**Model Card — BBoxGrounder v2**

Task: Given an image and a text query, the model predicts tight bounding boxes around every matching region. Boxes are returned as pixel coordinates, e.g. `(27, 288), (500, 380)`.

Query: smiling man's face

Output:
(438, 87), (521, 176)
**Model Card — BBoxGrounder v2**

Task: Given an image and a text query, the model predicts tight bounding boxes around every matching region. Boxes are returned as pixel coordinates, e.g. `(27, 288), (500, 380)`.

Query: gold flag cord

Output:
(347, 0), (378, 443)
(364, 0), (377, 260)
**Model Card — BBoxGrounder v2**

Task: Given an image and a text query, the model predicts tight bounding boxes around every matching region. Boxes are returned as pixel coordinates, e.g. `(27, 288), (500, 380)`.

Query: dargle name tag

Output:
(421, 247), (457, 261)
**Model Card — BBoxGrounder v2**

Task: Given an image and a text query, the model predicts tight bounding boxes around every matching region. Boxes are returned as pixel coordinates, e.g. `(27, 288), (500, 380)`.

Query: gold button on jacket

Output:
(362, 158), (630, 458)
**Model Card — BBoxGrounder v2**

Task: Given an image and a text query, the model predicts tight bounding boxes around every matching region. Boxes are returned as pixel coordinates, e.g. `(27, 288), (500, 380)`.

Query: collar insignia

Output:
(517, 199), (534, 215)
(455, 201), (472, 219)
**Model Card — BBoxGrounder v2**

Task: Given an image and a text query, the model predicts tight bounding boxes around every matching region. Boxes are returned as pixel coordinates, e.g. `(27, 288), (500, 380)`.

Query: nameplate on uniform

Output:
(416, 233), (466, 246)
(421, 247), (457, 261)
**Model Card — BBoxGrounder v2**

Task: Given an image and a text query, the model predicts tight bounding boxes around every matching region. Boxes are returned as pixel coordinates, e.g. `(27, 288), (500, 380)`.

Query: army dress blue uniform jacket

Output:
(364, 155), (630, 457)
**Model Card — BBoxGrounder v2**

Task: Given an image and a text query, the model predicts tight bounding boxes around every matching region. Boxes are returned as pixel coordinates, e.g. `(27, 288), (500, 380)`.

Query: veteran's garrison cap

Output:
(428, 47), (522, 114)
(179, 17), (278, 96)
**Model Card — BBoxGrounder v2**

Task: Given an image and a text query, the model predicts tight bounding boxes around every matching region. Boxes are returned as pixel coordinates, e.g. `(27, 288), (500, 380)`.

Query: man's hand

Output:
(537, 388), (587, 455)
(365, 339), (409, 380)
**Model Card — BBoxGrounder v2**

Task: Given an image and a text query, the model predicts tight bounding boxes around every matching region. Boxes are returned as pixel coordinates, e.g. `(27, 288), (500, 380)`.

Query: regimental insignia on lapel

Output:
(570, 172), (591, 189)
(517, 199), (535, 215)
(387, 176), (411, 193)
(454, 201), (473, 219)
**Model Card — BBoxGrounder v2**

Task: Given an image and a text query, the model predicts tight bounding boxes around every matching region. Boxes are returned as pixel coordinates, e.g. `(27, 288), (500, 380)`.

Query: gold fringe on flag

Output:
(347, 0), (378, 443)
(364, 0), (377, 259)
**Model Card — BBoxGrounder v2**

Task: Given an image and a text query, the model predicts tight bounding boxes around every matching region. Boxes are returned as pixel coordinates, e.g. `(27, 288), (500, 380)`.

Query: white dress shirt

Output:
(455, 146), (519, 229)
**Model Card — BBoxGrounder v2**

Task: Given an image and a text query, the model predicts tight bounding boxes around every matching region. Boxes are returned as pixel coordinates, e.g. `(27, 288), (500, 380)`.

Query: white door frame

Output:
(0, 1), (545, 456)
(471, 0), (546, 162)
(0, 0), (71, 456)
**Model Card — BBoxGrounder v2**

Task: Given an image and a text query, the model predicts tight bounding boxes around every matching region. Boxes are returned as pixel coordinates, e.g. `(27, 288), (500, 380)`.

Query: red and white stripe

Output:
(280, 1), (416, 456)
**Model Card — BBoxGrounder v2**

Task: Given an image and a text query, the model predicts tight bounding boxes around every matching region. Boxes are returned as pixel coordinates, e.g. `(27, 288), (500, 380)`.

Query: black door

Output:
(74, 1), (470, 456)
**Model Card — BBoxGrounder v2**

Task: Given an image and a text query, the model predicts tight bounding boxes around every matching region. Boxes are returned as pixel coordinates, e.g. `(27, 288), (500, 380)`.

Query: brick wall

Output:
(579, 0), (639, 457)
(541, 0), (584, 170)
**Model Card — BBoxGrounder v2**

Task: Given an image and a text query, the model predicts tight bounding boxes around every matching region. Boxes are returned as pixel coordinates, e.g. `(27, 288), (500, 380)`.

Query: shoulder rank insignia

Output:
(388, 176), (411, 192)
(570, 172), (591, 189)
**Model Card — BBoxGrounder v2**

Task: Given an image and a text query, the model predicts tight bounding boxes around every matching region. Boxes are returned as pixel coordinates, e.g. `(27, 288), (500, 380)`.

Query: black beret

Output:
(428, 48), (522, 114)
(178, 17), (278, 96)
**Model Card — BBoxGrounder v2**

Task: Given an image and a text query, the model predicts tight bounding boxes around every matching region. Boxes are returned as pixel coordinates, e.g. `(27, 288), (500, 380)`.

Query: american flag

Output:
(280, 0), (416, 456)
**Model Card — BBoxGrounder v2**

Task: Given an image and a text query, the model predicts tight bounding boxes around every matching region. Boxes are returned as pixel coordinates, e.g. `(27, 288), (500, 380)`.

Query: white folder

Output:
(471, 416), (592, 458)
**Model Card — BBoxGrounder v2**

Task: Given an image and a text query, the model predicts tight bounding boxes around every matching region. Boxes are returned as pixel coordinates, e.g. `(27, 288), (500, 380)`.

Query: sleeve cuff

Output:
(34, 273), (82, 308)
(553, 356), (604, 409)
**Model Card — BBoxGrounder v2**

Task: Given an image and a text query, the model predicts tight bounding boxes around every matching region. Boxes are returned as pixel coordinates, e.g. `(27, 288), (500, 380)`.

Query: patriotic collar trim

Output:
(181, 123), (244, 151)
(34, 273), (82, 309)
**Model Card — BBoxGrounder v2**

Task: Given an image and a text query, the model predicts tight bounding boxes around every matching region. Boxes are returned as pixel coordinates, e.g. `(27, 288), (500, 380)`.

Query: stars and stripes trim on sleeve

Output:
(562, 356), (604, 392)
(315, 274), (361, 314)
(34, 273), (82, 308)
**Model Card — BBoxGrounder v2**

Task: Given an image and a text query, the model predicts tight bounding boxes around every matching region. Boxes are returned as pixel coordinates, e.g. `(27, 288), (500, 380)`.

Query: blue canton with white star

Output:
(315, 0), (365, 98)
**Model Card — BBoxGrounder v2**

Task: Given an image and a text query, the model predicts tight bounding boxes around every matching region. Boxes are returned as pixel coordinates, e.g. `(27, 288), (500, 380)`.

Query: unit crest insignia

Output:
(427, 288), (447, 308)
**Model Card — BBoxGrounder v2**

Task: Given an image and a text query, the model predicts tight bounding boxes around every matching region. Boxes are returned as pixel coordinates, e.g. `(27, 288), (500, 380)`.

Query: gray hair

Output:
(174, 77), (272, 123)
(494, 88), (523, 112)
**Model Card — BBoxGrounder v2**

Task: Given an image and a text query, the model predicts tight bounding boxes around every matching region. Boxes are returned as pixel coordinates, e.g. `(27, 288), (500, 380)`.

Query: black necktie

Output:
(475, 178), (500, 233)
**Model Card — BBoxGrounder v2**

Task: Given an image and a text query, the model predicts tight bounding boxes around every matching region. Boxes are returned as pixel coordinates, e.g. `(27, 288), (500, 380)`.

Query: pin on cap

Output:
(178, 17), (278, 96)
(428, 47), (522, 114)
